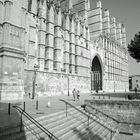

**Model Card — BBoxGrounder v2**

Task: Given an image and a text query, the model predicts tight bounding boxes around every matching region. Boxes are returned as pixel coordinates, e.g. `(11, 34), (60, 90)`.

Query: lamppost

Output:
(32, 10), (40, 99)
(32, 63), (39, 99)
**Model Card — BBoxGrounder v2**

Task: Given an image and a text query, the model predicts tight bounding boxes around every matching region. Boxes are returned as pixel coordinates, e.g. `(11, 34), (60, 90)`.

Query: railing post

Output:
(110, 131), (114, 140)
(20, 112), (23, 132)
(36, 100), (38, 110)
(23, 102), (25, 111)
(88, 116), (89, 128)
(110, 131), (112, 140)
(50, 135), (52, 140)
(8, 103), (11, 115)
(66, 103), (67, 117)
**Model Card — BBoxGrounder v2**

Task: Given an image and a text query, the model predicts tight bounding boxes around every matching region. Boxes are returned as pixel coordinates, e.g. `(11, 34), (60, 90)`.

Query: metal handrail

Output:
(60, 99), (115, 140)
(86, 104), (140, 126)
(13, 106), (59, 140)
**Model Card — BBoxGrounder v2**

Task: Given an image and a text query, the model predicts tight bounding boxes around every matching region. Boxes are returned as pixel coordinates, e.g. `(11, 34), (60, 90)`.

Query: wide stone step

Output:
(23, 108), (79, 139)
(24, 107), (82, 139)
(55, 115), (87, 138)
(32, 108), (86, 139)
(25, 107), (79, 127)
(59, 118), (91, 140)
(67, 119), (105, 140)
(68, 120), (99, 140)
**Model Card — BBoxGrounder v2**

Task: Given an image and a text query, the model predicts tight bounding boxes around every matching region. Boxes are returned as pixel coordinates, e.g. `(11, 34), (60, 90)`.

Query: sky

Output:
(90, 0), (140, 76)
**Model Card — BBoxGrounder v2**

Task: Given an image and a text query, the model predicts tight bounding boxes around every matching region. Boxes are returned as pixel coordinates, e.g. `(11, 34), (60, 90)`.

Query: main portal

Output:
(91, 56), (102, 91)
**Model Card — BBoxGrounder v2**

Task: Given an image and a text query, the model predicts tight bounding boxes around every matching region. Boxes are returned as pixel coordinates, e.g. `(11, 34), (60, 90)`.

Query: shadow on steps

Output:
(72, 127), (103, 140)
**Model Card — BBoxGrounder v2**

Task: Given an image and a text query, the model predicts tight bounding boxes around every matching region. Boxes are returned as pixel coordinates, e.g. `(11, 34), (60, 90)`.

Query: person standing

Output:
(72, 88), (76, 101)
(96, 82), (99, 93)
(77, 90), (80, 100)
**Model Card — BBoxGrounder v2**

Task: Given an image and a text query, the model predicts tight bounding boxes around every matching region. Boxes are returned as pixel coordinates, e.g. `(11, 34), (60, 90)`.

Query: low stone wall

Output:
(85, 100), (140, 111)
(85, 100), (140, 133)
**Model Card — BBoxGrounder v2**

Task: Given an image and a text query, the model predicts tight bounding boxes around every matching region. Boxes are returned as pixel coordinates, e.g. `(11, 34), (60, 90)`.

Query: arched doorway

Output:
(91, 56), (102, 91)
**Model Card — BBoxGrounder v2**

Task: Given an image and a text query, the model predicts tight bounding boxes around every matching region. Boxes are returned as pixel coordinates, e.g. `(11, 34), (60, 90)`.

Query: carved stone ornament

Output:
(54, 2), (60, 14)
(63, 10), (68, 19)
(46, 0), (54, 9)
(41, 0), (44, 5)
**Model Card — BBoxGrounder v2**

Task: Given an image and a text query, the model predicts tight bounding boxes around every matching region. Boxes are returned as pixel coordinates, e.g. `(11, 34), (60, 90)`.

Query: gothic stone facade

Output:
(0, 0), (129, 100)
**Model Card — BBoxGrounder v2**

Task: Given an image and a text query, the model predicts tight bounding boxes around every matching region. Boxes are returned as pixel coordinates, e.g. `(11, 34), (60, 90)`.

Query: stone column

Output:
(85, 25), (90, 77)
(45, 5), (54, 71)
(0, 0), (4, 23)
(3, 0), (13, 45)
(38, 18), (46, 71)
(121, 24), (126, 48)
(63, 12), (70, 73)
(37, 1), (47, 71)
(54, 8), (62, 71)
(103, 9), (110, 34)
(70, 17), (75, 74)
(116, 22), (122, 45)
(110, 17), (116, 40)
(4, 0), (13, 23)
(75, 17), (80, 75)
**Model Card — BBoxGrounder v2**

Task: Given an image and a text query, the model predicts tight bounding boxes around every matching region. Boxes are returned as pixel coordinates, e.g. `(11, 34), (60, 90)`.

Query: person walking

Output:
(96, 82), (99, 93)
(72, 88), (76, 101)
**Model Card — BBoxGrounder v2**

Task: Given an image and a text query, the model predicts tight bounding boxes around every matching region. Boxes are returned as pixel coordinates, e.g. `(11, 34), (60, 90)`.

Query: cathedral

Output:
(0, 0), (129, 100)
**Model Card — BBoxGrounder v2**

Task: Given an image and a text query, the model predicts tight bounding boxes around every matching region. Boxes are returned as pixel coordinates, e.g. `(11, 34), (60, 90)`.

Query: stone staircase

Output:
(0, 106), (115, 140)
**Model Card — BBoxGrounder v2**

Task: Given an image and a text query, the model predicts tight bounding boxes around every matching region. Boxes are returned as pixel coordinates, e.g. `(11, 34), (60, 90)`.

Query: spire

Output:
(96, 1), (102, 8)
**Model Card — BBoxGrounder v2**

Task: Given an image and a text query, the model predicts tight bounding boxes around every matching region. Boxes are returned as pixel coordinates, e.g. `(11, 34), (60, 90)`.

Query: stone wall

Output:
(24, 70), (90, 97)
(85, 100), (140, 133)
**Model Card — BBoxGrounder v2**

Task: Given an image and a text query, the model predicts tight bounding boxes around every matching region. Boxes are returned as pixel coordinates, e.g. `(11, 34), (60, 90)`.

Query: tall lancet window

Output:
(28, 0), (32, 12)
(37, 0), (40, 16)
